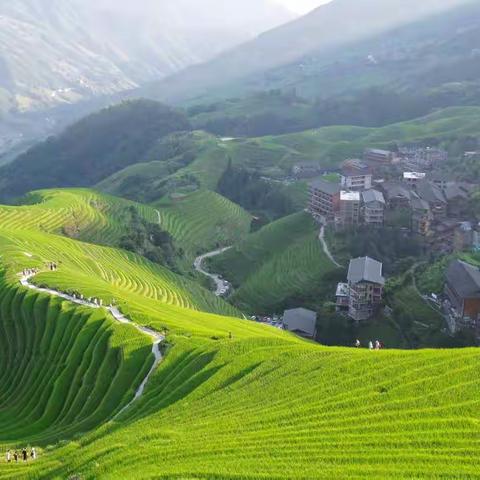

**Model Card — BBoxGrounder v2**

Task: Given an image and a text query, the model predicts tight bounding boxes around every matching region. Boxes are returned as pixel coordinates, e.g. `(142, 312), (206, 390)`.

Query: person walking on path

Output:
(6, 450), (11, 463)
(22, 448), (27, 462)
(30, 448), (36, 460)
(369, 341), (374, 350)
(13, 452), (18, 463)
(355, 339), (361, 348)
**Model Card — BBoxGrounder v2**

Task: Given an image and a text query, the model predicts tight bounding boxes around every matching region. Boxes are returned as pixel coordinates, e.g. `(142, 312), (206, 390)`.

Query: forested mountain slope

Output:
(144, 0), (471, 105)
(0, 100), (191, 201)
(186, 1), (480, 137)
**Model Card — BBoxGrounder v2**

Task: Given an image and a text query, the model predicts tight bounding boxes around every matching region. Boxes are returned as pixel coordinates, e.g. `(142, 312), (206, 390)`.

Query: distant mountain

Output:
(143, 0), (472, 104)
(0, 0), (294, 115)
(185, 1), (480, 137)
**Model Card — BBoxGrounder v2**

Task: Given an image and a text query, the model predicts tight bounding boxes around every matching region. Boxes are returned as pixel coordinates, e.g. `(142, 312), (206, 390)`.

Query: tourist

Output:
(355, 339), (361, 348)
(13, 451), (18, 463)
(22, 448), (27, 462)
(31, 448), (36, 460)
(6, 450), (11, 463)
(375, 340), (381, 350)
(368, 341), (374, 350)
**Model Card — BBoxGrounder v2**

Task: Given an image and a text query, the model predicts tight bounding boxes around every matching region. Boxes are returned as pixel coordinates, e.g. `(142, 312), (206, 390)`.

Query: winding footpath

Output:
(194, 247), (232, 296)
(319, 226), (343, 268)
(155, 208), (231, 297)
(19, 271), (164, 417)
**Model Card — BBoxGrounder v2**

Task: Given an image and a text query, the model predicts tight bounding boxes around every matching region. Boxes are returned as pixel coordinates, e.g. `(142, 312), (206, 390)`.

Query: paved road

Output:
(19, 271), (164, 416)
(194, 247), (232, 296)
(319, 226), (343, 268)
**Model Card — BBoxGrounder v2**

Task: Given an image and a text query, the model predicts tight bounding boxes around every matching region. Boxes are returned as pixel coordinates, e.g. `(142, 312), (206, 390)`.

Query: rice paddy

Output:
(156, 190), (252, 259)
(0, 188), (479, 479)
(210, 212), (340, 312)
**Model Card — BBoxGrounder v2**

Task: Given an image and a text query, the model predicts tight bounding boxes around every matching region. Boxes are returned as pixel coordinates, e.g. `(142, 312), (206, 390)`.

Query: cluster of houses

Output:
(307, 146), (480, 254)
(309, 159), (387, 229)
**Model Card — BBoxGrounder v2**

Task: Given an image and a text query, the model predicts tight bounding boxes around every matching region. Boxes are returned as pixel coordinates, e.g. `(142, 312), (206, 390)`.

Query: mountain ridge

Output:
(142, 0), (473, 105)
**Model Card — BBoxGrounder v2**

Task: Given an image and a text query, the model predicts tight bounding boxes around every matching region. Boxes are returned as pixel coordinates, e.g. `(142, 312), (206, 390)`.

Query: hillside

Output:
(0, 100), (191, 202)
(0, 0), (294, 116)
(156, 190), (253, 260)
(183, 1), (480, 137)
(106, 107), (480, 206)
(144, 0), (470, 105)
(0, 0), (294, 160)
(210, 212), (341, 313)
(0, 188), (479, 478)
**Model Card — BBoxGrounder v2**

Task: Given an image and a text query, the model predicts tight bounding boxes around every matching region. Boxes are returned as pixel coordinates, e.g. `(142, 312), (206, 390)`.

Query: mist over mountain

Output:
(144, 0), (472, 104)
(0, 0), (294, 115)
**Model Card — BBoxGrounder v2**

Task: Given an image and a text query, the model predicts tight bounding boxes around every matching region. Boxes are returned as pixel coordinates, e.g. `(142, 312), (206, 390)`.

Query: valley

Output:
(1, 1), (480, 477)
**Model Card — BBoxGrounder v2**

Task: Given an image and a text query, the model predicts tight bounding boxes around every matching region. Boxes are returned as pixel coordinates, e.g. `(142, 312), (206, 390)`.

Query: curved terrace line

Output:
(19, 271), (164, 418)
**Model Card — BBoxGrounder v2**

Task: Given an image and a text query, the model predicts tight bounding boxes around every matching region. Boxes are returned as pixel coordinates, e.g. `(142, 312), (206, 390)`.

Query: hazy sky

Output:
(276, 0), (331, 14)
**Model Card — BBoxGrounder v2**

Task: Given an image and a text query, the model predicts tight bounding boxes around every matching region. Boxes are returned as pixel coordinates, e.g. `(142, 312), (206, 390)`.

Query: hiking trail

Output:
(19, 271), (164, 417)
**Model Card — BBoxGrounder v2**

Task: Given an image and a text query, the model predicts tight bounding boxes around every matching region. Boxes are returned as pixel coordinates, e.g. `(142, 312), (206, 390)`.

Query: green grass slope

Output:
(9, 188), (158, 247)
(211, 212), (340, 313)
(0, 189), (479, 479)
(260, 106), (480, 172)
(96, 131), (224, 204)
(156, 190), (252, 260)
(4, 337), (480, 479)
(0, 275), (153, 446)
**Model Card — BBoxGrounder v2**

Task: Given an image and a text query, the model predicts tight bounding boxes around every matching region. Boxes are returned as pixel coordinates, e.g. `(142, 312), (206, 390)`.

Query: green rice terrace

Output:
(0, 189), (479, 479)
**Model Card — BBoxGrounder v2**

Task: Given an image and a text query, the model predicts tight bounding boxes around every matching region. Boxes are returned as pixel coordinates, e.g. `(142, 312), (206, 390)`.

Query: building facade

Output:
(445, 260), (480, 332)
(336, 191), (361, 228)
(347, 257), (385, 321)
(364, 148), (395, 164)
(362, 190), (385, 226)
(341, 160), (373, 191)
(309, 179), (341, 224)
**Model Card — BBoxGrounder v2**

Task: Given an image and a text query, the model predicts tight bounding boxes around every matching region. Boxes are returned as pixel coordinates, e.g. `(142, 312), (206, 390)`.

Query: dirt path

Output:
(19, 271), (164, 416)
(155, 209), (162, 226)
(319, 226), (343, 268)
(194, 247), (232, 296)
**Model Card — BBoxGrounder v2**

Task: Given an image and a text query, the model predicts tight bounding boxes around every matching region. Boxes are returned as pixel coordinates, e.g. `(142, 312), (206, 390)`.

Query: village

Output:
(273, 146), (480, 343)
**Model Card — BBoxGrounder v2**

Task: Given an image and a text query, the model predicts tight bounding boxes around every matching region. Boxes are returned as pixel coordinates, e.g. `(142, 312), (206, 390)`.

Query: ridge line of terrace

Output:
(18, 270), (164, 417)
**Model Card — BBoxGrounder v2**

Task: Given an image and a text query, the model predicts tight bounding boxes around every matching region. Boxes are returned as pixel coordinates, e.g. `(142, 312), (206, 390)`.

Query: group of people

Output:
(6, 448), (36, 463)
(22, 262), (58, 278)
(47, 262), (58, 271)
(355, 339), (385, 350)
(22, 268), (39, 277)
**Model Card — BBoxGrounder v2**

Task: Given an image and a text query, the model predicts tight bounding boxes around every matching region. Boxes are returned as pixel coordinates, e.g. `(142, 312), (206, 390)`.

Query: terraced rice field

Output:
(211, 212), (339, 312)
(0, 188), (479, 479)
(1, 188), (158, 246)
(156, 190), (252, 259)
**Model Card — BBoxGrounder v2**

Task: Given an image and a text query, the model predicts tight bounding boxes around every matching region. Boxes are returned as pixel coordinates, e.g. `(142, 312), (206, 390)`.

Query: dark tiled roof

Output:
(365, 149), (392, 156)
(416, 180), (446, 204)
(348, 257), (385, 285)
(310, 179), (341, 195)
(381, 181), (414, 200)
(342, 159), (372, 176)
(283, 308), (317, 337)
(411, 197), (430, 211)
(446, 260), (480, 299)
(362, 189), (385, 205)
(444, 183), (469, 201)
